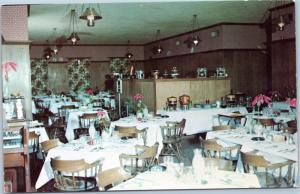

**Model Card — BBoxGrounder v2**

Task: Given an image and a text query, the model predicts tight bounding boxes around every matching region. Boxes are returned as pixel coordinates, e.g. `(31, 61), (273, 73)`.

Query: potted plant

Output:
(251, 94), (272, 115)
(133, 93), (145, 121)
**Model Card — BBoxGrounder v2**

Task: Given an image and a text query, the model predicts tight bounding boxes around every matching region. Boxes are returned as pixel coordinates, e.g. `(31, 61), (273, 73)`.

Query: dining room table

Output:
(65, 107), (106, 141)
(110, 163), (261, 190)
(35, 135), (143, 190)
(156, 107), (248, 135)
(110, 115), (169, 158)
(206, 127), (298, 181)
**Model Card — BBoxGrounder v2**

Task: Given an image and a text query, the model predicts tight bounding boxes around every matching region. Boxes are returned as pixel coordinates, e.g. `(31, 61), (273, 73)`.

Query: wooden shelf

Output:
(3, 122), (31, 192)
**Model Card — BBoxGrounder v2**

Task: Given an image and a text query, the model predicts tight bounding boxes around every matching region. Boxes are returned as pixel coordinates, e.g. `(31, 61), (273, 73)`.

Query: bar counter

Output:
(122, 77), (231, 112)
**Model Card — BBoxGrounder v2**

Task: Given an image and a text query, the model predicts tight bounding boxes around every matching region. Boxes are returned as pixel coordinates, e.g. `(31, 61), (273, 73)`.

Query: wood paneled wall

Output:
(47, 61), (145, 93)
(144, 50), (267, 97)
(271, 39), (296, 96)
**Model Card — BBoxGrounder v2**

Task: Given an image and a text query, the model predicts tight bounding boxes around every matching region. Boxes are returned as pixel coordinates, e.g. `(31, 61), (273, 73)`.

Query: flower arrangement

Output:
(97, 110), (111, 133)
(2, 61), (17, 81)
(287, 98), (296, 108)
(134, 93), (144, 111)
(252, 94), (272, 112)
(85, 88), (94, 95)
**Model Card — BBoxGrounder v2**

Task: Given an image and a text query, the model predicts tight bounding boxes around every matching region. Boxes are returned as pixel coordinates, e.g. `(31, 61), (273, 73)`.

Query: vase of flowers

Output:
(133, 93), (144, 121)
(97, 110), (111, 138)
(251, 94), (272, 116)
(287, 98), (296, 113)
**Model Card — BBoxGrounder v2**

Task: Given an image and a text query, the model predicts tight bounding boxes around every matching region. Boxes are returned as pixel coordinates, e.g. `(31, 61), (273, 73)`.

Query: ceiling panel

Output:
(28, 1), (292, 45)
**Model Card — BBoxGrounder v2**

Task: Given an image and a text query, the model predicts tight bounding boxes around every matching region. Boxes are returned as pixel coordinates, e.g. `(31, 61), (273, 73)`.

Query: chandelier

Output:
(79, 4), (102, 27)
(191, 14), (201, 46)
(153, 29), (163, 54)
(67, 9), (80, 45)
(125, 40), (133, 59)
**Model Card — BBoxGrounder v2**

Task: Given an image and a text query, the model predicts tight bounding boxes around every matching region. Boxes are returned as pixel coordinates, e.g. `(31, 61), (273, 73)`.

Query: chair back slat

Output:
(212, 125), (231, 131)
(97, 167), (132, 191)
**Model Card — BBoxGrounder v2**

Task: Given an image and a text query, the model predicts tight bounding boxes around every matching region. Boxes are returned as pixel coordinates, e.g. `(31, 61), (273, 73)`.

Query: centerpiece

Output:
(287, 98), (296, 113)
(97, 110), (111, 138)
(251, 94), (272, 116)
(133, 93), (145, 121)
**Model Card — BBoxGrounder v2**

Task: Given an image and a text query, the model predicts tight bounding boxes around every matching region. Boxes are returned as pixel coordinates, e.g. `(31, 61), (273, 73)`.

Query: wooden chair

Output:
(283, 127), (297, 134)
(116, 126), (148, 145)
(51, 157), (103, 191)
(74, 113), (100, 139)
(116, 126), (138, 138)
(160, 125), (182, 161)
(212, 125), (231, 131)
(28, 131), (40, 162)
(258, 118), (280, 130)
(200, 139), (241, 170)
(92, 99), (103, 108)
(41, 139), (59, 159)
(241, 151), (295, 188)
(203, 158), (235, 171)
(286, 120), (297, 134)
(119, 142), (159, 175)
(96, 167), (132, 191)
(58, 105), (77, 124)
(79, 113), (99, 128)
(167, 119), (186, 150)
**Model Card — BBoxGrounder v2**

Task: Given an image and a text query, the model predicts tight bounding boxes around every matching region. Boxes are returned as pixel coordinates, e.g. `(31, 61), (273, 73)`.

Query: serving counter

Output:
(122, 78), (231, 112)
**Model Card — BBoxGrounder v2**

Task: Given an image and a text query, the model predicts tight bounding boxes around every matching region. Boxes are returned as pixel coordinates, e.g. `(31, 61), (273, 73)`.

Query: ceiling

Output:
(28, 0), (291, 45)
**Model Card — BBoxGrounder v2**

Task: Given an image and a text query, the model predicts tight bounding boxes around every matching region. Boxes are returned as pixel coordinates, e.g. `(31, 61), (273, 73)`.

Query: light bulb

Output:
(278, 16), (285, 31)
(87, 14), (95, 27)
(71, 37), (77, 44)
(193, 39), (199, 46)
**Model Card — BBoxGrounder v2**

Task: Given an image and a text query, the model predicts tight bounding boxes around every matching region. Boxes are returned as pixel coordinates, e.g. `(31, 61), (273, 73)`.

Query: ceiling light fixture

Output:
(125, 40), (133, 59)
(154, 29), (163, 54)
(43, 40), (53, 60)
(191, 14), (201, 46)
(51, 28), (59, 55)
(80, 4), (102, 27)
(67, 9), (80, 45)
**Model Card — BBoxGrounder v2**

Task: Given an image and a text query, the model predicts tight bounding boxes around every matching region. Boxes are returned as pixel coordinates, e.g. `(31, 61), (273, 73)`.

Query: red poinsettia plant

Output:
(251, 94), (272, 107)
(133, 93), (144, 101)
(97, 110), (110, 132)
(287, 98), (296, 108)
(85, 88), (94, 95)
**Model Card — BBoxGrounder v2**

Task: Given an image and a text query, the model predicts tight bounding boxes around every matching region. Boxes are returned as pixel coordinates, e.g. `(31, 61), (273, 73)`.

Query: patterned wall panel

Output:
(68, 59), (91, 91)
(31, 59), (48, 96)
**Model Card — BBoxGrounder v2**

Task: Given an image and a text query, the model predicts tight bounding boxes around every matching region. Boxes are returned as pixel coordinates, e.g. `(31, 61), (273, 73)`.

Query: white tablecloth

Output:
(206, 128), (298, 162)
(206, 128), (298, 182)
(49, 101), (78, 114)
(111, 167), (260, 190)
(35, 137), (140, 189)
(65, 108), (107, 141)
(110, 116), (167, 157)
(157, 107), (247, 135)
(28, 126), (49, 143)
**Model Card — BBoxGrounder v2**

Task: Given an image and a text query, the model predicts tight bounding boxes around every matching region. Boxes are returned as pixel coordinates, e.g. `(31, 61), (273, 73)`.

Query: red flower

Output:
(133, 93), (144, 101)
(251, 94), (271, 107)
(85, 88), (94, 94)
(97, 110), (107, 117)
(287, 98), (297, 108)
